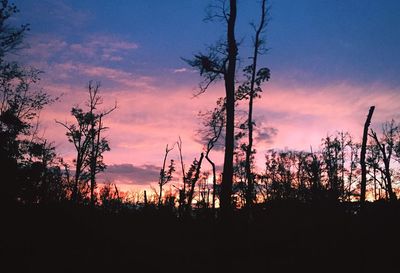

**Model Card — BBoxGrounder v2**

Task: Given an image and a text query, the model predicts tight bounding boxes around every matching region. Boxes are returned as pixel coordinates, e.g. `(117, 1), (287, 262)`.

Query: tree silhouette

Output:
(369, 120), (398, 202)
(87, 83), (116, 206)
(235, 0), (270, 213)
(360, 106), (375, 204)
(0, 0), (54, 203)
(185, 153), (204, 212)
(201, 101), (224, 212)
(321, 135), (343, 201)
(187, 0), (238, 218)
(158, 144), (175, 206)
(176, 136), (187, 213)
(56, 82), (115, 204)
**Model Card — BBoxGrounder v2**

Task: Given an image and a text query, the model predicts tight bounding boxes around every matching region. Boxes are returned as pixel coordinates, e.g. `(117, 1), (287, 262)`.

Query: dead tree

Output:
(158, 144), (175, 206)
(57, 82), (116, 204)
(177, 137), (186, 210)
(199, 98), (225, 213)
(360, 106), (375, 204)
(87, 83), (116, 206)
(370, 120), (397, 202)
(186, 153), (204, 211)
(186, 0), (238, 218)
(236, 0), (270, 211)
(205, 114), (224, 212)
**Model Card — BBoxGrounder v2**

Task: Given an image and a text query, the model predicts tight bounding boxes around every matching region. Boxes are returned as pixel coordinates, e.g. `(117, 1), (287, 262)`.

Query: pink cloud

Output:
(253, 81), (400, 152)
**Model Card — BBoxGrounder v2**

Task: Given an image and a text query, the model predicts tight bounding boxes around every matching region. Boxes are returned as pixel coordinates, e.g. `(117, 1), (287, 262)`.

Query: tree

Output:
(0, 1), (29, 58)
(235, 0), (270, 212)
(158, 144), (175, 206)
(0, 0), (54, 202)
(346, 138), (360, 201)
(176, 136), (186, 212)
(321, 135), (343, 201)
(197, 97), (225, 213)
(186, 0), (237, 218)
(86, 83), (116, 206)
(99, 182), (122, 212)
(184, 154), (204, 212)
(370, 120), (398, 202)
(20, 138), (65, 203)
(360, 106), (375, 204)
(366, 141), (381, 200)
(57, 82), (115, 204)
(204, 105), (224, 212)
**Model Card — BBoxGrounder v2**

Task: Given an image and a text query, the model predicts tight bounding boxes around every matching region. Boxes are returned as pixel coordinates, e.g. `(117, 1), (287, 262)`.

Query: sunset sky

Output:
(12, 0), (400, 191)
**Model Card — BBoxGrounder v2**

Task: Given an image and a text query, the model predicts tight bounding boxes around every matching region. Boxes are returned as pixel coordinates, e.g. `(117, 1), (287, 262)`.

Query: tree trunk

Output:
(245, 0), (266, 213)
(220, 0), (237, 220)
(206, 154), (217, 213)
(177, 137), (186, 211)
(360, 106), (375, 204)
(187, 153), (204, 211)
(72, 154), (83, 203)
(383, 153), (396, 201)
(158, 145), (170, 206)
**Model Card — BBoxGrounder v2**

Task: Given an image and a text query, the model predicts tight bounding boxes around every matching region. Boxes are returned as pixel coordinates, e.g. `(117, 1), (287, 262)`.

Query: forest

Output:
(1, 1), (400, 272)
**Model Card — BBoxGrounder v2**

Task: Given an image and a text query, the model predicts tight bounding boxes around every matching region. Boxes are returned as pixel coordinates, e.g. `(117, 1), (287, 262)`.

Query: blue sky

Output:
(15, 0), (400, 87)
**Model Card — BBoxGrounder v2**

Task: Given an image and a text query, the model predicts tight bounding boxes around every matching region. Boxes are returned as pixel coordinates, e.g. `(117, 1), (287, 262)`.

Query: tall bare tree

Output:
(235, 0), (270, 211)
(360, 106), (375, 204)
(87, 83), (116, 206)
(186, 0), (238, 218)
(176, 136), (186, 211)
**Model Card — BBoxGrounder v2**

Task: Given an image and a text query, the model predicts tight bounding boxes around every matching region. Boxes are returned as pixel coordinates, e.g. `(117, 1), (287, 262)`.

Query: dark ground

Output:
(1, 201), (399, 273)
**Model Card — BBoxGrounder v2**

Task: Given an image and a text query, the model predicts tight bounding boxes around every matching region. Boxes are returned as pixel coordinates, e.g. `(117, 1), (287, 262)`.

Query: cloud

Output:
(21, 33), (139, 67)
(59, 63), (154, 90)
(172, 67), (196, 74)
(69, 35), (139, 62)
(255, 126), (278, 145)
(252, 81), (400, 152)
(100, 164), (160, 185)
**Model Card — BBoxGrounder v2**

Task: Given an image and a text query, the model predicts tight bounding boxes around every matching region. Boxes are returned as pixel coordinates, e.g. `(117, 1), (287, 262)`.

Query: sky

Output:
(11, 0), (400, 191)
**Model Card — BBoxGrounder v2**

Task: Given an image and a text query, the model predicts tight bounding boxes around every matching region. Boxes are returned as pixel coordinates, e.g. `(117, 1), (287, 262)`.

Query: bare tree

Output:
(370, 120), (397, 202)
(235, 0), (270, 212)
(176, 136), (186, 210)
(87, 82), (116, 206)
(198, 98), (225, 213)
(205, 111), (224, 212)
(158, 144), (175, 206)
(186, 0), (238, 218)
(185, 153), (204, 211)
(57, 82), (115, 203)
(360, 106), (375, 204)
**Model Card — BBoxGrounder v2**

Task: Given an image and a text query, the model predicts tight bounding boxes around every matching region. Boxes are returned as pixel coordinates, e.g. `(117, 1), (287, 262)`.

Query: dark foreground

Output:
(1, 201), (399, 273)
